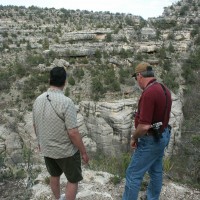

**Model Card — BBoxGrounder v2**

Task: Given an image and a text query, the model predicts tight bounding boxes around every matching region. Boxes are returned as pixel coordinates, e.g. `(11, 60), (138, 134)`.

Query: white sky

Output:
(0, 0), (179, 19)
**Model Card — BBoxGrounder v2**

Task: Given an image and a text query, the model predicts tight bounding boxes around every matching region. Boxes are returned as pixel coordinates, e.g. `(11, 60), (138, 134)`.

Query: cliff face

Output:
(17, 95), (182, 157)
(0, 0), (200, 198)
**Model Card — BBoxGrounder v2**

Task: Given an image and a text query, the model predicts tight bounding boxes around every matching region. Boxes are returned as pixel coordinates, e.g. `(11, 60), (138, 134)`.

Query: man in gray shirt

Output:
(33, 66), (89, 200)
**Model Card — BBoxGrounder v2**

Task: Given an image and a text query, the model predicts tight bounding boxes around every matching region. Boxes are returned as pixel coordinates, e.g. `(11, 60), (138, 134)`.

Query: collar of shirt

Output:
(47, 87), (64, 94)
(143, 78), (157, 92)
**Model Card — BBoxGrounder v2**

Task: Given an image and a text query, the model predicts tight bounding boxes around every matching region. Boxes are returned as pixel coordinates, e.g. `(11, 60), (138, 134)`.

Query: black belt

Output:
(145, 129), (155, 136)
(145, 132), (154, 136)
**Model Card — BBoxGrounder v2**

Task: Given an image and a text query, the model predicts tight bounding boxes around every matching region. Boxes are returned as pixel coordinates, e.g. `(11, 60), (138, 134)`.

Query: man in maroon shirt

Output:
(122, 62), (172, 200)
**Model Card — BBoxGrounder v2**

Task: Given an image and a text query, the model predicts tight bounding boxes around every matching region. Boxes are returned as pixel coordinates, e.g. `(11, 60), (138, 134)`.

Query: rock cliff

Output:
(0, 0), (200, 198)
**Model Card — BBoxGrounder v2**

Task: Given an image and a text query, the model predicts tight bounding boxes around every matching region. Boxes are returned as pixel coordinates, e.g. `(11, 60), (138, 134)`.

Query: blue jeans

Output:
(122, 128), (170, 200)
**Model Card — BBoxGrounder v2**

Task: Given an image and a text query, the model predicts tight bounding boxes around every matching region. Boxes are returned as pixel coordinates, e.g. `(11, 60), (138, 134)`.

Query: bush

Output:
(22, 72), (49, 101)
(26, 53), (45, 67)
(91, 77), (105, 101)
(73, 68), (84, 81)
(194, 34), (200, 45)
(119, 68), (130, 84)
(168, 42), (175, 53)
(42, 38), (49, 49)
(104, 69), (114, 85)
(171, 136), (200, 187)
(89, 152), (131, 179)
(0, 70), (12, 91)
(163, 157), (174, 173)
(162, 59), (172, 71)
(119, 49), (132, 59)
(162, 71), (179, 93)
(106, 33), (112, 42)
(182, 47), (200, 84)
(68, 76), (75, 85)
(94, 49), (102, 59)
(15, 62), (27, 77)
(191, 26), (199, 38)
(65, 87), (70, 97)
(172, 47), (200, 188)
(180, 5), (189, 16)
(152, 19), (177, 30)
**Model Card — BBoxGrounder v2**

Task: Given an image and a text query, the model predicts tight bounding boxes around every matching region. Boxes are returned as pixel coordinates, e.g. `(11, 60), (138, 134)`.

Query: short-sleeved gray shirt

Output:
(33, 88), (78, 159)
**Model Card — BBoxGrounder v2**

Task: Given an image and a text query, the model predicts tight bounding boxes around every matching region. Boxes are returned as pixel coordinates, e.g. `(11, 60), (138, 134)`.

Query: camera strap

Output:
(46, 94), (65, 122)
(159, 83), (168, 131)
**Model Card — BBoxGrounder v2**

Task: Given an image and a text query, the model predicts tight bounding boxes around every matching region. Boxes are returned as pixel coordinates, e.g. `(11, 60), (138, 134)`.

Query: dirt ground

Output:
(0, 179), (32, 200)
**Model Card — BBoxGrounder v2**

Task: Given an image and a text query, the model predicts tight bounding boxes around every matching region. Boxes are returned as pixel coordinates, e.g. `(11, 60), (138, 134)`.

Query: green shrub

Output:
(162, 71), (179, 93)
(82, 58), (88, 64)
(42, 38), (49, 49)
(191, 135), (200, 145)
(167, 32), (175, 40)
(73, 68), (84, 81)
(14, 168), (26, 179)
(91, 77), (105, 101)
(168, 42), (175, 53)
(65, 87), (70, 97)
(162, 59), (172, 71)
(119, 49), (132, 59)
(26, 53), (45, 67)
(44, 176), (50, 185)
(104, 68), (115, 85)
(2, 31), (8, 37)
(94, 49), (102, 59)
(182, 47), (200, 84)
(68, 76), (75, 85)
(163, 157), (174, 173)
(106, 33), (112, 42)
(15, 62), (27, 77)
(119, 68), (130, 84)
(109, 81), (121, 92)
(152, 19), (177, 30)
(180, 5), (189, 16)
(0, 70), (11, 91)
(89, 152), (131, 179)
(191, 26), (199, 38)
(22, 72), (49, 101)
(194, 34), (200, 45)
(0, 152), (5, 168)
(109, 175), (121, 185)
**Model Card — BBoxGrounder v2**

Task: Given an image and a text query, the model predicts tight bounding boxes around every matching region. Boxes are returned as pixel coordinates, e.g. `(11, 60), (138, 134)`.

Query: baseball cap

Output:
(132, 62), (153, 77)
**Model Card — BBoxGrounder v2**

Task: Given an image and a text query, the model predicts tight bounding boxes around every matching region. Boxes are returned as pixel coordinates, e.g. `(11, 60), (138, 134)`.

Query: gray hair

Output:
(140, 70), (154, 78)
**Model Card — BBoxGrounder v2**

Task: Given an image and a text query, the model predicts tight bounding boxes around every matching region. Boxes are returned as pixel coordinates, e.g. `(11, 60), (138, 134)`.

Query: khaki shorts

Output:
(44, 151), (83, 183)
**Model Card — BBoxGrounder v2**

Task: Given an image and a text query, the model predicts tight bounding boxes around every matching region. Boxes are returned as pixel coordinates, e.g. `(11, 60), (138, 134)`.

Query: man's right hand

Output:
(81, 152), (89, 164)
(130, 138), (138, 149)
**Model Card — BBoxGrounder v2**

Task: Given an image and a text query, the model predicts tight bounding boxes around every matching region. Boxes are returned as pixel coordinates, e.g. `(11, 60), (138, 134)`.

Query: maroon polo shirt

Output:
(135, 79), (172, 130)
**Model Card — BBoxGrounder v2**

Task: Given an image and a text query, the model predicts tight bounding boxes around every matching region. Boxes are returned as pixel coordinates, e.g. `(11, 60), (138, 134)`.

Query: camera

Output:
(151, 122), (162, 130)
(151, 122), (163, 140)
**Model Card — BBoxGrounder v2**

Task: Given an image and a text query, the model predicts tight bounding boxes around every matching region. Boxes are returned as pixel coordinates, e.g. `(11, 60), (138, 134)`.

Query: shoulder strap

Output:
(46, 94), (65, 122)
(160, 83), (168, 124)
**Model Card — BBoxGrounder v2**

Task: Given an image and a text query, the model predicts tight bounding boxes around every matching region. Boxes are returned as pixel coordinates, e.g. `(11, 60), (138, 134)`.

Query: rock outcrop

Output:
(0, 0), (200, 198)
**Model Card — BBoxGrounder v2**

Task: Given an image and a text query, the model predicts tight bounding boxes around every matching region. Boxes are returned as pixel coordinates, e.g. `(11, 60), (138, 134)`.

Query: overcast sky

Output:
(0, 0), (179, 19)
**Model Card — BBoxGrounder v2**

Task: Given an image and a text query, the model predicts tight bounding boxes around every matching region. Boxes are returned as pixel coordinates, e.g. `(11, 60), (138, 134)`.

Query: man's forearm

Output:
(68, 128), (87, 155)
(132, 124), (151, 139)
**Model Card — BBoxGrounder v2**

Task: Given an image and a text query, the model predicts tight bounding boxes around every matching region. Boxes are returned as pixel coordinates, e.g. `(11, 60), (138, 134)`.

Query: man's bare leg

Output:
(65, 181), (78, 200)
(50, 176), (60, 199)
